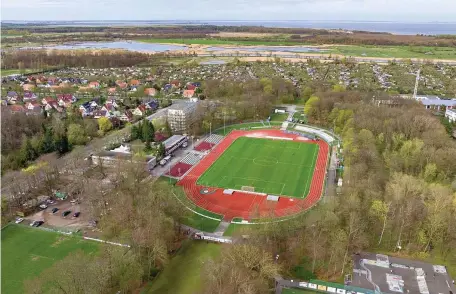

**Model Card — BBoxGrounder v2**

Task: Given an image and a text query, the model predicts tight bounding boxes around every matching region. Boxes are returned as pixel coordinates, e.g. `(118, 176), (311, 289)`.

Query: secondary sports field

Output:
(197, 137), (318, 198)
(1, 224), (99, 294)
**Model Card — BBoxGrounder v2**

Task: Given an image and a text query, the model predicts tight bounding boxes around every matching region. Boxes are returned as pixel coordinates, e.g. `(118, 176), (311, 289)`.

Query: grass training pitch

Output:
(197, 137), (318, 198)
(1, 224), (99, 294)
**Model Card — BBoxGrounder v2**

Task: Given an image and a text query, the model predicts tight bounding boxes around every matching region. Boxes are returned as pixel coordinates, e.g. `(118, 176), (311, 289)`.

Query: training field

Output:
(197, 137), (318, 198)
(1, 224), (99, 294)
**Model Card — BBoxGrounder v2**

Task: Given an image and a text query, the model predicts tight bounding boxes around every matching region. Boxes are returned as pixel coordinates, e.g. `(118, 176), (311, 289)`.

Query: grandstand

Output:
(194, 134), (224, 151)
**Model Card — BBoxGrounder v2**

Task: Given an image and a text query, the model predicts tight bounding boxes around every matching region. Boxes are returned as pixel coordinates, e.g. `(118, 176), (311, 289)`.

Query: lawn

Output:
(329, 45), (456, 60)
(145, 240), (222, 294)
(214, 121), (282, 136)
(0, 69), (37, 76)
(1, 224), (100, 294)
(197, 137), (319, 198)
(269, 112), (289, 122)
(172, 186), (222, 232)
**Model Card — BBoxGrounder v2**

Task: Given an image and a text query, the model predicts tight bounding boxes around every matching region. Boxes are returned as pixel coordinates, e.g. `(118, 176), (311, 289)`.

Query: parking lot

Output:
(25, 199), (90, 230)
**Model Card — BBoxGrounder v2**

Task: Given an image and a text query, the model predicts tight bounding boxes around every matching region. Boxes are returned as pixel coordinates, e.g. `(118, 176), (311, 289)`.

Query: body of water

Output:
(4, 20), (456, 35)
(199, 60), (227, 65)
(43, 41), (187, 52)
(206, 46), (325, 53)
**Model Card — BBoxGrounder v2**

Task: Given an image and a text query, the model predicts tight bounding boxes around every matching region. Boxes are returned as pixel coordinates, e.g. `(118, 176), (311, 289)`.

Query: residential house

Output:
(22, 84), (35, 91)
(183, 89), (195, 98)
(42, 97), (56, 105)
(170, 80), (180, 88)
(144, 88), (157, 96)
(118, 82), (128, 90)
(163, 84), (172, 91)
(93, 110), (111, 119)
(23, 91), (37, 101)
(45, 101), (63, 112)
(106, 99), (120, 108)
(25, 101), (41, 110)
(6, 91), (18, 104)
(8, 104), (26, 114)
(89, 81), (100, 89)
(57, 94), (76, 108)
(108, 87), (117, 94)
(192, 82), (201, 88)
(102, 103), (116, 113)
(89, 101), (98, 108)
(130, 80), (140, 87)
(186, 84), (197, 91)
(119, 110), (133, 122)
(133, 104), (147, 116)
(145, 100), (159, 111)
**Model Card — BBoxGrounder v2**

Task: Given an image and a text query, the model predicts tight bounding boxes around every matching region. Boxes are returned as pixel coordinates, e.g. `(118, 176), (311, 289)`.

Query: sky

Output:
(1, 0), (455, 22)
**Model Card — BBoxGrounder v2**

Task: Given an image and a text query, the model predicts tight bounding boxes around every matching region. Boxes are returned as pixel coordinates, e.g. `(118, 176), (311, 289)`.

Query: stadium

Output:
(172, 123), (334, 223)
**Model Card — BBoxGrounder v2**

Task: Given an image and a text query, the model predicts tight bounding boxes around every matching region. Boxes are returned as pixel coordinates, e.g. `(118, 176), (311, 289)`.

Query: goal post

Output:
(241, 186), (255, 192)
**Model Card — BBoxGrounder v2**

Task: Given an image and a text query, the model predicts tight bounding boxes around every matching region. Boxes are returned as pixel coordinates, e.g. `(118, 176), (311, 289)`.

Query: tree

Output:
(157, 143), (165, 158)
(301, 87), (313, 102)
(304, 95), (320, 119)
(142, 120), (155, 143)
(68, 123), (88, 146)
(98, 117), (113, 135)
(54, 132), (69, 155)
(369, 200), (390, 245)
(202, 244), (280, 294)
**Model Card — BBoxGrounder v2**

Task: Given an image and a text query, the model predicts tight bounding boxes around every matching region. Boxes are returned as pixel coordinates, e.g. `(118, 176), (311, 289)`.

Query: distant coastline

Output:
(2, 20), (456, 35)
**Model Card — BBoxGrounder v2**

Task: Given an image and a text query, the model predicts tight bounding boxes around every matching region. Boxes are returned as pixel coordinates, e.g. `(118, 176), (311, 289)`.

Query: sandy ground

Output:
(26, 200), (90, 229)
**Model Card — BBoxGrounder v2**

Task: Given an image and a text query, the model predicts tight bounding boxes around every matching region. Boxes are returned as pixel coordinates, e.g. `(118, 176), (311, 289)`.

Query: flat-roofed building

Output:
(167, 102), (198, 133)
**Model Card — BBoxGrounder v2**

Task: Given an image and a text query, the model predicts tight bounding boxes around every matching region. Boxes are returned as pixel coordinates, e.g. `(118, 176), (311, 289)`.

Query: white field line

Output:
(171, 191), (223, 222)
(302, 145), (319, 199)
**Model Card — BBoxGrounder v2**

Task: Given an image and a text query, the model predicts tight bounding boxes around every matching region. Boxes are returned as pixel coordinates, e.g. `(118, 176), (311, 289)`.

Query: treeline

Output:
(1, 107), (115, 173)
(1, 50), (181, 69)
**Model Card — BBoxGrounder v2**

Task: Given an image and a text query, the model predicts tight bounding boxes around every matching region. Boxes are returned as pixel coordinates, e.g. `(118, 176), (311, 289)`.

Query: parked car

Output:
(159, 155), (172, 166)
(15, 218), (24, 224)
(30, 220), (37, 226)
(47, 199), (56, 205)
(51, 208), (59, 214)
(39, 204), (48, 209)
(35, 221), (44, 227)
(73, 212), (80, 218)
(62, 210), (71, 217)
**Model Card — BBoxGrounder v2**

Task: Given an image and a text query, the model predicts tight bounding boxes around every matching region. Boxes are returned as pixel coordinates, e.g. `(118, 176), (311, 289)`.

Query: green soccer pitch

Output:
(197, 137), (319, 198)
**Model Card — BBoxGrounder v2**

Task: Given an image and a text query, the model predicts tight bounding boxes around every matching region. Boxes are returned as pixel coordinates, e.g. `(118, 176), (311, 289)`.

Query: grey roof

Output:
(168, 102), (197, 111)
(163, 135), (186, 149)
(421, 99), (456, 106)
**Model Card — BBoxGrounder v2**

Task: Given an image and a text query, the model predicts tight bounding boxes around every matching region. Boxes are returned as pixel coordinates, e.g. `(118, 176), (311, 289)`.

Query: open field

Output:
(269, 112), (289, 122)
(145, 241), (221, 294)
(1, 224), (100, 294)
(1, 68), (38, 76)
(329, 45), (456, 60)
(197, 137), (318, 198)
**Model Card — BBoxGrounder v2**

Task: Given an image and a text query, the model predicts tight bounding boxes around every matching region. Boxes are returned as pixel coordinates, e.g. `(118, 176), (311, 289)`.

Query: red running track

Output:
(178, 129), (330, 221)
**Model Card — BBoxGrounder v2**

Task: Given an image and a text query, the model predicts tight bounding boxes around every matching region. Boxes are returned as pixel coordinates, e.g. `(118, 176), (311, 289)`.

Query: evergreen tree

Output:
(41, 126), (55, 153)
(142, 120), (155, 142)
(54, 133), (70, 155)
(158, 143), (165, 158)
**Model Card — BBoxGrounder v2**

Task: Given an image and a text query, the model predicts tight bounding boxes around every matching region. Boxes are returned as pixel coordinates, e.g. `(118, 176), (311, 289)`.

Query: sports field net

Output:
(241, 186), (255, 192)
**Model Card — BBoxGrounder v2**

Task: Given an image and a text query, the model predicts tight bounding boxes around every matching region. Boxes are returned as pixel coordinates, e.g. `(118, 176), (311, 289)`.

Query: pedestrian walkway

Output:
(212, 221), (230, 237)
